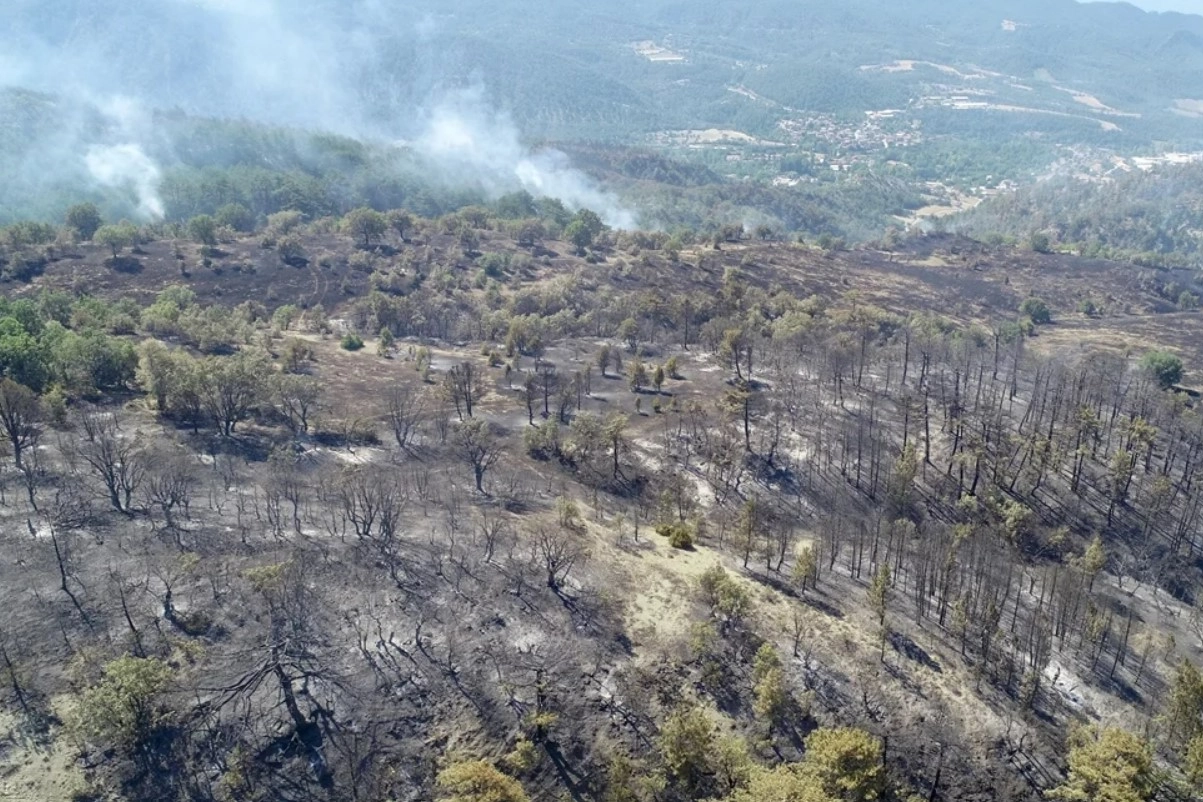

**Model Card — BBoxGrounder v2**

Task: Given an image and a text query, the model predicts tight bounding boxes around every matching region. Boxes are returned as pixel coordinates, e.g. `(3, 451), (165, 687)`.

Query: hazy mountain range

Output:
(1091, 0), (1203, 14)
(5, 0), (1203, 145)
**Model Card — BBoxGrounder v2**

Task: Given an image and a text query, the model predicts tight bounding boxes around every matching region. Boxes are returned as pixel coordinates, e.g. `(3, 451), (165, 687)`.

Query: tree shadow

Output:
(107, 256), (144, 274)
(203, 433), (273, 463)
(800, 593), (844, 619)
(544, 741), (588, 802)
(887, 630), (942, 672)
(254, 719), (334, 789)
(748, 570), (843, 618)
(779, 706), (819, 753)
(883, 660), (929, 698)
(360, 243), (399, 257)
(1086, 663), (1144, 705)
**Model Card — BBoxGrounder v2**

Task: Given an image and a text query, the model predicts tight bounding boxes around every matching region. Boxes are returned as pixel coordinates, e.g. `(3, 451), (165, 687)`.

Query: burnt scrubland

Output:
(8, 1), (1203, 800)
(0, 205), (1202, 802)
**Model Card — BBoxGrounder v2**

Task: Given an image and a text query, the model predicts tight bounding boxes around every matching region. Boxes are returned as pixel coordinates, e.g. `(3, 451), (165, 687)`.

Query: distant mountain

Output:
(5, 0), (1203, 146)
(1110, 0), (1203, 14)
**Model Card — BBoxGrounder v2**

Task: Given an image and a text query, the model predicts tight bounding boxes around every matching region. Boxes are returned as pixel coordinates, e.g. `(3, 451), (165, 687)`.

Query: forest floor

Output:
(0, 700), (85, 802)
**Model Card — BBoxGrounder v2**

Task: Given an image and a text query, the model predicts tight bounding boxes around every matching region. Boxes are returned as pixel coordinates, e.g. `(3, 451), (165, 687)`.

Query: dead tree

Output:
(531, 526), (584, 592)
(74, 411), (146, 515)
(273, 373), (320, 436)
(143, 451), (198, 535)
(444, 362), (484, 420)
(386, 385), (427, 452)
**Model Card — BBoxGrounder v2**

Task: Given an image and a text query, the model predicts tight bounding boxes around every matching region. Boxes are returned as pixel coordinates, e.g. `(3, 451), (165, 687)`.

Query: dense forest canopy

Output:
(8, 0), (1203, 139)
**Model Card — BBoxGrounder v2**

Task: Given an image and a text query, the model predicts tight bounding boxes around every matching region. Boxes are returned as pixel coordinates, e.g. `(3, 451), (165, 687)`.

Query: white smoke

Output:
(85, 144), (164, 220)
(415, 89), (637, 230)
(2, 0), (640, 228)
(80, 97), (164, 220)
(98, 95), (155, 137)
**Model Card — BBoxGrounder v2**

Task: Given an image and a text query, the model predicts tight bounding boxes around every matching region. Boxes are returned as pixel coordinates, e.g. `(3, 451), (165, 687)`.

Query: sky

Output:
(1087, 0), (1203, 13)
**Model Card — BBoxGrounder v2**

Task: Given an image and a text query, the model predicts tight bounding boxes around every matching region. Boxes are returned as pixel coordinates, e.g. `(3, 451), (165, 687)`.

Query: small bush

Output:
(215, 202), (254, 233)
(657, 521), (695, 550)
(73, 656), (173, 748)
(670, 528), (694, 549)
(348, 250), (375, 273)
(44, 384), (68, 426)
(277, 236), (307, 264)
(480, 251), (510, 278)
(505, 738), (539, 773)
(1142, 349), (1184, 389)
(524, 420), (561, 460)
(665, 355), (681, 379)
(340, 333), (365, 351)
(1019, 297), (1052, 325)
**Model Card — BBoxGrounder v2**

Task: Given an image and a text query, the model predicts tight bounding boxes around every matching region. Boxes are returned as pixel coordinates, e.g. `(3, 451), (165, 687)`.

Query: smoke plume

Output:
(85, 144), (164, 220)
(0, 0), (637, 227)
(415, 89), (636, 229)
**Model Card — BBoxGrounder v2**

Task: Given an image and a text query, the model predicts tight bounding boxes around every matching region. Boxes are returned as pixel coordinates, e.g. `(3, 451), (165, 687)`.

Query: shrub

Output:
(266, 210), (304, 236)
(377, 327), (395, 356)
(436, 761), (529, 802)
(524, 420), (561, 459)
(65, 202), (103, 241)
(43, 383), (68, 426)
(480, 251), (510, 278)
(665, 355), (681, 379)
(215, 202), (254, 233)
(557, 497), (584, 531)
(1141, 349), (1184, 389)
(669, 527), (694, 549)
(657, 521), (695, 550)
(348, 250), (375, 273)
(505, 738), (539, 773)
(188, 215), (218, 249)
(698, 565), (752, 622)
(277, 235), (307, 264)
(73, 656), (173, 748)
(340, 333), (364, 351)
(1019, 297), (1052, 325)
